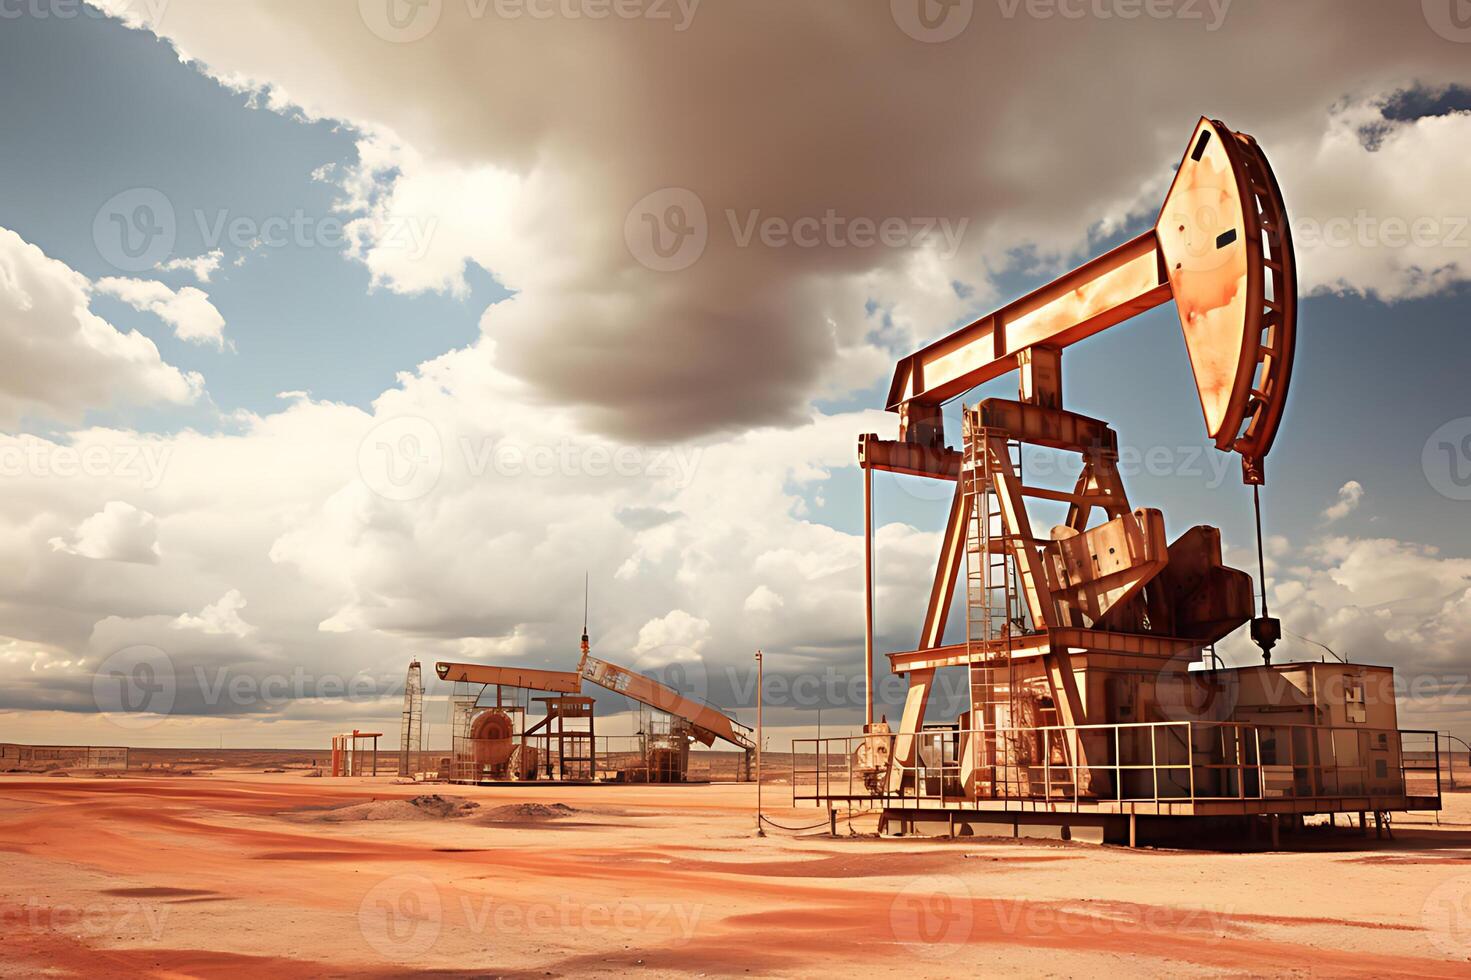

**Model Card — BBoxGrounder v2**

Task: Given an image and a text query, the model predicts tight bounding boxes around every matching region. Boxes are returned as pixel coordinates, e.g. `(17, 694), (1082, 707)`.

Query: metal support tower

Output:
(398, 660), (424, 777)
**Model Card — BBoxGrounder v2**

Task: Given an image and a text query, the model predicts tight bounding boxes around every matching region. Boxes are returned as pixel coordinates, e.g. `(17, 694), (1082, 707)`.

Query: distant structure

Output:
(331, 730), (381, 776)
(0, 743), (128, 771)
(434, 592), (754, 784)
(398, 660), (424, 777)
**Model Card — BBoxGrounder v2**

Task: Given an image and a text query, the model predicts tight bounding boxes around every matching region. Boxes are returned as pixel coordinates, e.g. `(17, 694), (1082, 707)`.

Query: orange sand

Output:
(2, 771), (1469, 977)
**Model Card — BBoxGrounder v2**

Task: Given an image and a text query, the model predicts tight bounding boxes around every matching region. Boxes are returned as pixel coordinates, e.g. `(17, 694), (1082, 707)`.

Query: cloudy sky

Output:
(0, 0), (1469, 749)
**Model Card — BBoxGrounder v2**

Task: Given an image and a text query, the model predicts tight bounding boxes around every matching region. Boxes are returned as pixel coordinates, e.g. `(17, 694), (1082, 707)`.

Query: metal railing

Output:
(447, 733), (751, 784)
(793, 722), (1440, 810)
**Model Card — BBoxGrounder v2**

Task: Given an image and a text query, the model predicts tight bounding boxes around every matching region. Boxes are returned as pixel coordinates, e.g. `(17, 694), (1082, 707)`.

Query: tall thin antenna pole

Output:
(755, 649), (764, 837)
(581, 572), (590, 658)
(863, 464), (875, 731)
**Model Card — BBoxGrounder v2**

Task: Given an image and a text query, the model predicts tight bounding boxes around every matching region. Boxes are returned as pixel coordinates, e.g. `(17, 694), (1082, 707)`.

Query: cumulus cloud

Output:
(744, 585), (784, 614)
(48, 501), (161, 564)
(0, 334), (943, 744)
(4, 321), (1468, 741)
(1322, 480), (1365, 523)
(94, 276), (228, 347)
(86, 1), (1471, 441)
(631, 609), (711, 661)
(173, 589), (255, 637)
(156, 249), (224, 283)
(1224, 532), (1471, 679)
(1271, 98), (1471, 301)
(0, 227), (203, 426)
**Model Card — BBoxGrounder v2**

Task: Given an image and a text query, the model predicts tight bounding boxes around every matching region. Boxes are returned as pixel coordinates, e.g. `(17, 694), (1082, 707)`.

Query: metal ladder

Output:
(962, 408), (1022, 799)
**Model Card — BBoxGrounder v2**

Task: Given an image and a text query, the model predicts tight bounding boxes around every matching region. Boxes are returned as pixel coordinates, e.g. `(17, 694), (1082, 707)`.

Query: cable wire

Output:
(757, 814), (833, 833)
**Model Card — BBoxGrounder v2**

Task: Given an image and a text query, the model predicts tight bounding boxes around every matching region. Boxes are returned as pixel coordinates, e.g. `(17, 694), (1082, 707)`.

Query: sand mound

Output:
(480, 803), (579, 822)
(291, 794), (481, 823)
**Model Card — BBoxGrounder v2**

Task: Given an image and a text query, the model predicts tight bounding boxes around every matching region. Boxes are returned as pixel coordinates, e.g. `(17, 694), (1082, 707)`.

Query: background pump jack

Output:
(434, 626), (754, 783)
(819, 118), (1440, 843)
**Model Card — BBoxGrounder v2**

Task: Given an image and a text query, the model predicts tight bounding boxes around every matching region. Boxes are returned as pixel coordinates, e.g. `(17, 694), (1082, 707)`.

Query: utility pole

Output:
(863, 466), (874, 730)
(755, 649), (764, 837)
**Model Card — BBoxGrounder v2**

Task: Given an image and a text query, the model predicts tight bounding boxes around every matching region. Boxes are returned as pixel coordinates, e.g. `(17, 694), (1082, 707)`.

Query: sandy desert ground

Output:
(3, 768), (1471, 978)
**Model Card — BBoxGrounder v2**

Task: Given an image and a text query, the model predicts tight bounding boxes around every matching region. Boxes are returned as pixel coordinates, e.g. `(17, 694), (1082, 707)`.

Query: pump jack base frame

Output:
(877, 801), (1437, 848)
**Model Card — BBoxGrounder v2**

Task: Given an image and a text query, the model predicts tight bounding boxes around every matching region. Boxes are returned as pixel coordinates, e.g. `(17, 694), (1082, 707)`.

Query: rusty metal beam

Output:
(887, 627), (1206, 673)
(888, 231), (1168, 418)
(887, 668), (934, 794)
(858, 434), (961, 480)
(975, 400), (1117, 456)
(578, 653), (754, 751)
(434, 662), (582, 694)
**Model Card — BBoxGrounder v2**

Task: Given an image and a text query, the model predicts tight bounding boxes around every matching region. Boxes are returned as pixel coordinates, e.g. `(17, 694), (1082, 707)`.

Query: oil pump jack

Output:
(824, 118), (1439, 842)
(435, 582), (754, 783)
